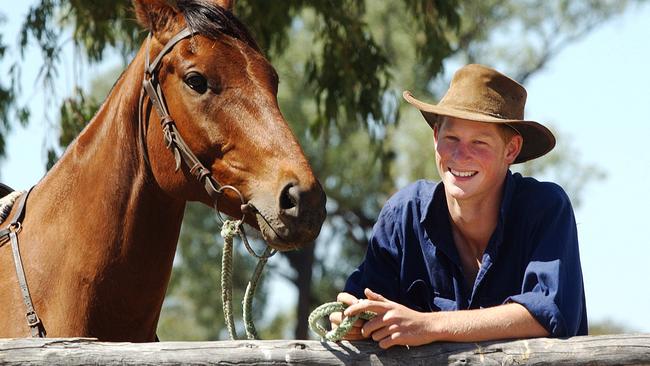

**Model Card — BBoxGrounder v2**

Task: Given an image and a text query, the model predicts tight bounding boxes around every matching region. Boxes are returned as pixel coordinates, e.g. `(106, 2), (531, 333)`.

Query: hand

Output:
(344, 288), (438, 349)
(328, 292), (368, 340)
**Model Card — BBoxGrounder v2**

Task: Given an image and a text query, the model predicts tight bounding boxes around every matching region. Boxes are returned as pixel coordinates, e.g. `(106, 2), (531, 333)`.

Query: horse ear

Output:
(133, 0), (180, 34)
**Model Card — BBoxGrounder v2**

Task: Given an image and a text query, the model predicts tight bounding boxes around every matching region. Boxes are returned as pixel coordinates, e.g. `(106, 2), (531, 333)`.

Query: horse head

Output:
(134, 0), (326, 250)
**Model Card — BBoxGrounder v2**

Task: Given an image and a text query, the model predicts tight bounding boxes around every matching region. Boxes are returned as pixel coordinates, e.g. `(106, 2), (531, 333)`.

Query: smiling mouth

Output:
(449, 168), (478, 178)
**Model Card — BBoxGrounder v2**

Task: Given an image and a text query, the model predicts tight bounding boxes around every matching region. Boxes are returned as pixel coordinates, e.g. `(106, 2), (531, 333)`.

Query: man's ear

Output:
(433, 119), (444, 148)
(504, 134), (523, 164)
(432, 125), (439, 147)
(133, 0), (179, 36)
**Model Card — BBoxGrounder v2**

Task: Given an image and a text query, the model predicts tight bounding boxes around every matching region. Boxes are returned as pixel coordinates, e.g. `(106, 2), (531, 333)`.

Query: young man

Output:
(330, 64), (587, 349)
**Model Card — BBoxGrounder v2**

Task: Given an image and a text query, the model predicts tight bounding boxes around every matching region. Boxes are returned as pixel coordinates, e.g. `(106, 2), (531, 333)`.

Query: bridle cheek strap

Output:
(139, 28), (223, 202)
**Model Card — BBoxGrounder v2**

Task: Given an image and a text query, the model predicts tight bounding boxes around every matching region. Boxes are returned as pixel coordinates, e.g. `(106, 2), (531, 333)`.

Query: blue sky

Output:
(524, 4), (650, 331)
(2, 3), (649, 332)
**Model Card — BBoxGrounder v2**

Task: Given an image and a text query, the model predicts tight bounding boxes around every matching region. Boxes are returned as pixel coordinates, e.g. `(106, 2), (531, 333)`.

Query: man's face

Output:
(434, 117), (522, 203)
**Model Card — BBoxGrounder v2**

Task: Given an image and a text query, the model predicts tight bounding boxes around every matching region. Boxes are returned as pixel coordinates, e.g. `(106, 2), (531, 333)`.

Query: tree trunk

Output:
(285, 241), (315, 339)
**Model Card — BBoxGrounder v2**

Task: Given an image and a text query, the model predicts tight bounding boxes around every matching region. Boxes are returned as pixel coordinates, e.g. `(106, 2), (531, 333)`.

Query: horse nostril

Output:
(279, 183), (299, 212)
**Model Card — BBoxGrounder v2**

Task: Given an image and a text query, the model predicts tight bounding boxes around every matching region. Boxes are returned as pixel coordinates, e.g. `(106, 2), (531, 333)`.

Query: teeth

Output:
(449, 168), (477, 177)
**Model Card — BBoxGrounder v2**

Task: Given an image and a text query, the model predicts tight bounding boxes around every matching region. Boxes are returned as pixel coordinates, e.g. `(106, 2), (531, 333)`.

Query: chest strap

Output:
(0, 187), (46, 337)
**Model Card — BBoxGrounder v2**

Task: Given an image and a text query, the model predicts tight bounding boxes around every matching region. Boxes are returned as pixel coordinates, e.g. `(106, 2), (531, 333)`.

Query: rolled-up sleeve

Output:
(344, 203), (402, 301)
(506, 184), (587, 337)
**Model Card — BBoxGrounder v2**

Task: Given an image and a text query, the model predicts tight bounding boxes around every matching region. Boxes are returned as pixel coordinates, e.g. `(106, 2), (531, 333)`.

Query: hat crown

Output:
(440, 64), (527, 120)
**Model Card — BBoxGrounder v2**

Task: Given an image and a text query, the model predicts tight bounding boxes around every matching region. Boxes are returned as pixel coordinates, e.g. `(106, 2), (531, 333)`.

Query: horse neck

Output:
(32, 44), (186, 291)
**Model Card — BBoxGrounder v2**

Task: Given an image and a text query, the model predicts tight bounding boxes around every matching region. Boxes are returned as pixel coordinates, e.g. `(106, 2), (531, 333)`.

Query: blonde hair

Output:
(434, 118), (521, 144)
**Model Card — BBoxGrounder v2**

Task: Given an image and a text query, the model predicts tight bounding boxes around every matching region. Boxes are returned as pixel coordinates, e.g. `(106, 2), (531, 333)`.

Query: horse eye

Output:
(184, 72), (208, 94)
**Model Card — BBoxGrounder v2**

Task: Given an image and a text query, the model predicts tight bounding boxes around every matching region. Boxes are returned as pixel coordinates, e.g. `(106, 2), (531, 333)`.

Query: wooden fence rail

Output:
(0, 334), (649, 365)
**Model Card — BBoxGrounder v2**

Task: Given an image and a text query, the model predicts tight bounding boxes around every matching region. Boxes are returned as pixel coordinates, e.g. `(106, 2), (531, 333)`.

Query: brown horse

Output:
(0, 0), (326, 341)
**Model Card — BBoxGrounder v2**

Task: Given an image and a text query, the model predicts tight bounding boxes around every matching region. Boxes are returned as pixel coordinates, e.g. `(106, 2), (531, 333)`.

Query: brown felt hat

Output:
(403, 64), (555, 163)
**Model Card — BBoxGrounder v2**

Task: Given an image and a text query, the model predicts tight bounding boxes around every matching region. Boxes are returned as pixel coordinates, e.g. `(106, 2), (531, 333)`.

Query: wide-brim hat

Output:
(403, 64), (555, 163)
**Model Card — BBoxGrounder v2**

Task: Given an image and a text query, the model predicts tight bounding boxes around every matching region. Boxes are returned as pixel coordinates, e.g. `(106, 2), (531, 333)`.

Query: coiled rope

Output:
(308, 301), (376, 341)
(220, 219), (273, 340)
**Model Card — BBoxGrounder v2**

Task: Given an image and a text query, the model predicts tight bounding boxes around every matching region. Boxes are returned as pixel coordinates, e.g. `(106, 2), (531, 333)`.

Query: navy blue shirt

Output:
(344, 171), (588, 337)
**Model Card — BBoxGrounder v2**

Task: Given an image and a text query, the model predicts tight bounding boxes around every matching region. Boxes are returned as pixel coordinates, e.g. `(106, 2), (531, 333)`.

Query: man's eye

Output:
(184, 72), (208, 94)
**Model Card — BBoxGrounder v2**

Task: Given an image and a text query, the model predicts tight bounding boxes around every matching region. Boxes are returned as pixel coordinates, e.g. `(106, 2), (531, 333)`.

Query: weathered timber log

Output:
(0, 334), (649, 365)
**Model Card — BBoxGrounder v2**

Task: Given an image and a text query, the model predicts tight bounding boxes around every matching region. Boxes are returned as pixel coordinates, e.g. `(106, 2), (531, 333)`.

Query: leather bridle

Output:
(138, 27), (228, 204)
(138, 28), (279, 259)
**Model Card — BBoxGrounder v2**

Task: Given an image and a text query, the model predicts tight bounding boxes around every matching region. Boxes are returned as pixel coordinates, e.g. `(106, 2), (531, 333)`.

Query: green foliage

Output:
(46, 88), (100, 169)
(237, 0), (459, 138)
(450, 0), (634, 82)
(19, 0), (141, 67)
(0, 15), (28, 158)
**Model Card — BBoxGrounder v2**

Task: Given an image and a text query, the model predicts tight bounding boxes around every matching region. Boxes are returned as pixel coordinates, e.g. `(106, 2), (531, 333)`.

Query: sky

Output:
(1, 3), (650, 333)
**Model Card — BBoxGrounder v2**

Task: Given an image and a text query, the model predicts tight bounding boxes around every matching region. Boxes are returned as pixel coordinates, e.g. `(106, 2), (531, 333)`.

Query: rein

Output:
(139, 27), (276, 340)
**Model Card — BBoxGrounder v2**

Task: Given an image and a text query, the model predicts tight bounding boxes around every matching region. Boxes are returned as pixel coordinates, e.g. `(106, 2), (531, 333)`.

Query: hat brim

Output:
(403, 91), (555, 164)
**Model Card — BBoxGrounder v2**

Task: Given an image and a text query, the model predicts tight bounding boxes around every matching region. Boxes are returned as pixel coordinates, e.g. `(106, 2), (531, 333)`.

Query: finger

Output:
(332, 314), (365, 329)
(361, 314), (390, 338)
(353, 318), (365, 328)
(344, 330), (367, 341)
(378, 332), (402, 349)
(370, 323), (399, 342)
(336, 292), (359, 306)
(343, 324), (366, 340)
(329, 311), (343, 326)
(364, 288), (387, 301)
(344, 300), (391, 317)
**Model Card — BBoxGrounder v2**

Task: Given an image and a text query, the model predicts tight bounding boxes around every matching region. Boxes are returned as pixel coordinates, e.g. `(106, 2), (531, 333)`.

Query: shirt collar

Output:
(420, 170), (517, 262)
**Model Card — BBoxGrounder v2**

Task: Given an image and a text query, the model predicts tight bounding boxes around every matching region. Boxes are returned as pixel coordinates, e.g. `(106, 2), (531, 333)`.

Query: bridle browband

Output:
(138, 27), (279, 258)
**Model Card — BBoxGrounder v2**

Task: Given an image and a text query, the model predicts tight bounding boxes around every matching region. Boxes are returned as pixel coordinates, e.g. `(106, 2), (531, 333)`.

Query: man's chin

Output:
(443, 182), (473, 200)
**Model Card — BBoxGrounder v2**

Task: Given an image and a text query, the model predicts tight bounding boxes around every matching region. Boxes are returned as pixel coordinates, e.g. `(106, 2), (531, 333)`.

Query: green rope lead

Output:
(220, 219), (240, 340)
(242, 246), (273, 340)
(220, 219), (272, 340)
(308, 302), (376, 342)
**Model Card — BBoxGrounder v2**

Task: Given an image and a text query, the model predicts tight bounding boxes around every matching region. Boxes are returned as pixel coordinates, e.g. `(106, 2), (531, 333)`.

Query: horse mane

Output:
(177, 0), (261, 52)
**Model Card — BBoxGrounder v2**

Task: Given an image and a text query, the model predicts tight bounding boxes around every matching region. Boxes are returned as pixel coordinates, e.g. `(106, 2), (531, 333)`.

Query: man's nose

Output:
(452, 143), (471, 161)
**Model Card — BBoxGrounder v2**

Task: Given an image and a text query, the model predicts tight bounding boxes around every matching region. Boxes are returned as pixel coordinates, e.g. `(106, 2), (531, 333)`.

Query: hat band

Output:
(439, 102), (524, 121)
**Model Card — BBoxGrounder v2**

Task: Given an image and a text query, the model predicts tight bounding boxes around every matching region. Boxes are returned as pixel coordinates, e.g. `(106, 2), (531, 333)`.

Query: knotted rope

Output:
(308, 301), (376, 341)
(220, 219), (273, 340)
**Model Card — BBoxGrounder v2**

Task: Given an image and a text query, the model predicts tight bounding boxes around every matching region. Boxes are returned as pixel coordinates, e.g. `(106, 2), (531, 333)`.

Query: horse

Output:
(0, 0), (326, 341)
